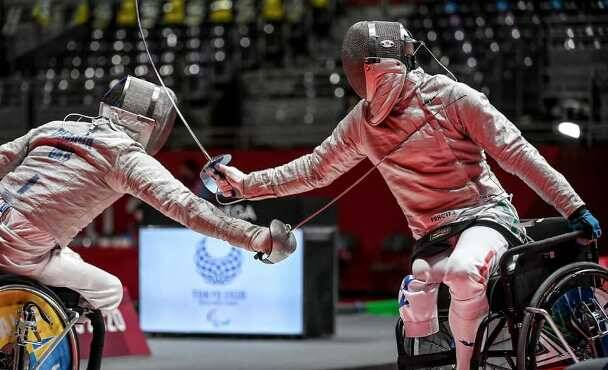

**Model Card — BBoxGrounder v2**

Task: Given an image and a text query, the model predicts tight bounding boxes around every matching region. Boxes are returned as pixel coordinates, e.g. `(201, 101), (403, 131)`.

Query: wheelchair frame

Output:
(396, 230), (602, 370)
(0, 275), (106, 370)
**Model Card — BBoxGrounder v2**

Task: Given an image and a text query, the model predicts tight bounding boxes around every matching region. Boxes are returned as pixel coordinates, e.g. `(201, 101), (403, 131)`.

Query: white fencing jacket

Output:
(240, 69), (584, 239)
(0, 118), (263, 249)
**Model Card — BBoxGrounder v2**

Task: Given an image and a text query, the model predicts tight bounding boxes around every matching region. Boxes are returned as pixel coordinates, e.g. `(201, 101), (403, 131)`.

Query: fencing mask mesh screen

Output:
(100, 76), (177, 154)
(341, 21), (416, 99)
(372, 21), (406, 60)
(341, 21), (370, 99)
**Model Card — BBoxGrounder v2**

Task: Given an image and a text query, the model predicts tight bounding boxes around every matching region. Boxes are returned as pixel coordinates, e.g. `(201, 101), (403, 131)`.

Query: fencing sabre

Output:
(134, 4), (463, 229)
(134, 0), (232, 195)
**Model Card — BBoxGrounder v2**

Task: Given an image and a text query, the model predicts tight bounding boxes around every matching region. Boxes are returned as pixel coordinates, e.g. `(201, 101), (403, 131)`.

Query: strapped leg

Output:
(0, 207), (122, 311)
(36, 248), (123, 312)
(399, 251), (450, 337)
(443, 226), (508, 370)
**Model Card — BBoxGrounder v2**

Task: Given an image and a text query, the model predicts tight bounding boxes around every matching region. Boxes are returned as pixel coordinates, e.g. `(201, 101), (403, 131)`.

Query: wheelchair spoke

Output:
(519, 264), (608, 370)
(545, 285), (608, 361)
(417, 335), (451, 352)
(535, 318), (581, 366)
(504, 355), (516, 369)
(425, 338), (452, 351)
(482, 364), (512, 370)
(422, 329), (453, 352)
(492, 337), (511, 346)
(407, 317), (456, 368)
(481, 348), (517, 370)
(0, 282), (79, 370)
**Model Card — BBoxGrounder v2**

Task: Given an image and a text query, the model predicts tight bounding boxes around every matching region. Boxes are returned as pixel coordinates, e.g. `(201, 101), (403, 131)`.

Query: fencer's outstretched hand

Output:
(568, 206), (602, 243)
(250, 219), (297, 264)
(207, 164), (246, 198)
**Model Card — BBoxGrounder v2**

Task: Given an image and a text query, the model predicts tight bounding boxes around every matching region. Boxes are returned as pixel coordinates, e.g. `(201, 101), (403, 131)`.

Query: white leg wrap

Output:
(442, 225), (509, 370)
(398, 275), (439, 337)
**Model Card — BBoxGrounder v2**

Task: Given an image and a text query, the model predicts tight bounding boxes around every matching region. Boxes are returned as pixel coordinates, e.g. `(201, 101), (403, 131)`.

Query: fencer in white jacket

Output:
(210, 21), (601, 369)
(0, 76), (295, 312)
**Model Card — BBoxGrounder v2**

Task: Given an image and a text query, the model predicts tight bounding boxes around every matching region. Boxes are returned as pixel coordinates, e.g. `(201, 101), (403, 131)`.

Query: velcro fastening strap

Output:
(0, 201), (11, 215)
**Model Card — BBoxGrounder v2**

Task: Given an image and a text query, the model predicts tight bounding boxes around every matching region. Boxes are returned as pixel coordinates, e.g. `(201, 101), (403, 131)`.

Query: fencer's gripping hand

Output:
(207, 164), (246, 198)
(568, 206), (602, 243)
(253, 219), (297, 264)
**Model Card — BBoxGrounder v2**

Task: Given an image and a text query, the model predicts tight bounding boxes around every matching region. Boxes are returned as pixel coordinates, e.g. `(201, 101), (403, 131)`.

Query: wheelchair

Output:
(0, 274), (105, 370)
(395, 217), (608, 370)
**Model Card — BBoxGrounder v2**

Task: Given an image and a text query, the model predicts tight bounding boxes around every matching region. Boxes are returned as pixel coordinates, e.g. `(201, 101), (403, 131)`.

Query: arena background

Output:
(0, 1), (608, 367)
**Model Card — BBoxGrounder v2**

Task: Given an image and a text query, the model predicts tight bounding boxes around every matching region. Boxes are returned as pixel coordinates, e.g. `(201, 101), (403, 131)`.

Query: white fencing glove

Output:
(252, 219), (297, 264)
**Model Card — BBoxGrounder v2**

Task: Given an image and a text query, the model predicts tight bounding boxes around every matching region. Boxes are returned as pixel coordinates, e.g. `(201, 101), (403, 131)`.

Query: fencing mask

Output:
(99, 76), (177, 154)
(342, 21), (418, 125)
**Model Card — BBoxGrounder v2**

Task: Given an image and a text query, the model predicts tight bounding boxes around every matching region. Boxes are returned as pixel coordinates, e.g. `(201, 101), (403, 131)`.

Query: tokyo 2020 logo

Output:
(194, 239), (243, 285)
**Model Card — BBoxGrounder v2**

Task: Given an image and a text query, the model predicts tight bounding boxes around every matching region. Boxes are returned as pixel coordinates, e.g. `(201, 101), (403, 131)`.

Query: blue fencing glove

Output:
(568, 207), (602, 241)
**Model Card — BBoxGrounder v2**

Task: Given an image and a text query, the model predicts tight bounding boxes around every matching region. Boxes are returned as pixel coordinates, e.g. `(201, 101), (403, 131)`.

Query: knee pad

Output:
(398, 275), (439, 337)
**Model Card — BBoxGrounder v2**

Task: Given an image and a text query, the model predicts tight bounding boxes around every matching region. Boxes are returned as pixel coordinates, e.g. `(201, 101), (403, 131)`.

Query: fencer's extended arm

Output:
(109, 146), (266, 251)
(0, 132), (32, 179)
(454, 84), (585, 218)
(242, 103), (367, 199)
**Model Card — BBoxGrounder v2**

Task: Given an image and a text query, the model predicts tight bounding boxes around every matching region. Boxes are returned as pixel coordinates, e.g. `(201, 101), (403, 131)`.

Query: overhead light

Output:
(557, 121), (581, 139)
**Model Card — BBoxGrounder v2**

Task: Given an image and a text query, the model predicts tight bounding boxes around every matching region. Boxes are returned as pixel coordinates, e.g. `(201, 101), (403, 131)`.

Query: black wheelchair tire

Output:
(517, 262), (608, 370)
(0, 274), (80, 370)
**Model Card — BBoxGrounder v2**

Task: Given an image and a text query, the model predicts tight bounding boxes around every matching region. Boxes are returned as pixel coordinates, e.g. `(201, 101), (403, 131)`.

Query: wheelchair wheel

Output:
(0, 275), (79, 370)
(475, 315), (518, 369)
(397, 311), (456, 369)
(517, 262), (608, 370)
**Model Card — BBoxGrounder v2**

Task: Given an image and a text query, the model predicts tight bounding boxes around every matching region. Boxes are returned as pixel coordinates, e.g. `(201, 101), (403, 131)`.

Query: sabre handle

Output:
(200, 154), (245, 203)
(208, 166), (239, 199)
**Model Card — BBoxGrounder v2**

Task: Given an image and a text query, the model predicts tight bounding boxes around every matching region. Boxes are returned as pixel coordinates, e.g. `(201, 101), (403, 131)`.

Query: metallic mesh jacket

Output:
(242, 69), (584, 239)
(0, 119), (262, 249)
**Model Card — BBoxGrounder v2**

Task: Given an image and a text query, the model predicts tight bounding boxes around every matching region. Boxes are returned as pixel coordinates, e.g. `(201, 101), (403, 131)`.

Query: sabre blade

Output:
(292, 164), (377, 230)
(134, 0), (212, 162)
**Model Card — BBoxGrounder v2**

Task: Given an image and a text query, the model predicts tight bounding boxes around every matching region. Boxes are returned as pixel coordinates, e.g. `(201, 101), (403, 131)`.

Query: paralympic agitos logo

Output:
(194, 239), (243, 285)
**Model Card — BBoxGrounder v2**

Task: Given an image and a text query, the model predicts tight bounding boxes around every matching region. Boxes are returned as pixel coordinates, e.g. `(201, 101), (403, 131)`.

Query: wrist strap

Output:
(568, 205), (588, 222)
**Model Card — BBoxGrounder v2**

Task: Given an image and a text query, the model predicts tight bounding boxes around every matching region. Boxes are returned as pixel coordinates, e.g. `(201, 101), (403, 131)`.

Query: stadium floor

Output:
(83, 314), (397, 370)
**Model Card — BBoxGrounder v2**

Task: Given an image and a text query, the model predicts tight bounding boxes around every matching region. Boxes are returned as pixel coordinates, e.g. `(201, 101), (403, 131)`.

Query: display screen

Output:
(139, 227), (304, 335)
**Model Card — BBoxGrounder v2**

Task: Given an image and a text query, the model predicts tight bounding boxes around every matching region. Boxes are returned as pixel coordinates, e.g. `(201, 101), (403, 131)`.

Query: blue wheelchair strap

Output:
(0, 202), (10, 215)
(0, 202), (11, 215)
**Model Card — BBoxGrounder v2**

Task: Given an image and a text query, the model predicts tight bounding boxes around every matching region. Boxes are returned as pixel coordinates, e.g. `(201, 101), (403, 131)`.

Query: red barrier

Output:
(77, 288), (150, 359)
